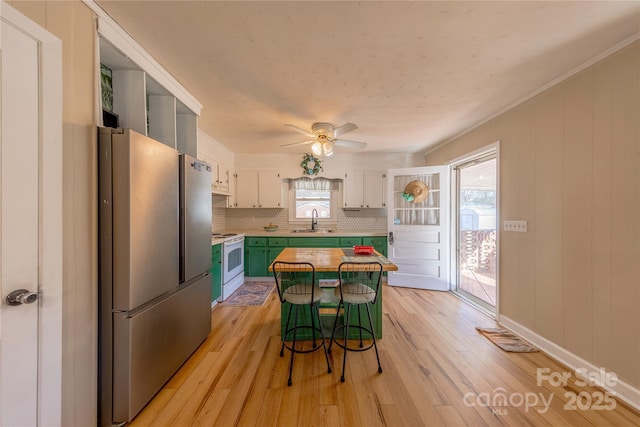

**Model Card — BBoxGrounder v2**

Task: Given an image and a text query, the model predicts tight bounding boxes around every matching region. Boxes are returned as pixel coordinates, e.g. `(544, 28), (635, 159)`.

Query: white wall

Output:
(197, 128), (235, 166)
(234, 151), (423, 178)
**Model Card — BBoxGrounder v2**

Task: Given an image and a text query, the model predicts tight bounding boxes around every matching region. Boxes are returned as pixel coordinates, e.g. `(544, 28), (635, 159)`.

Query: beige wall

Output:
(8, 1), (98, 425)
(425, 42), (640, 390)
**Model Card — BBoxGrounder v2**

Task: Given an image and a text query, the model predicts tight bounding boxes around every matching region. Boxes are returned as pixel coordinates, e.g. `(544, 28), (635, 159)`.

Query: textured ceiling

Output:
(95, 1), (640, 155)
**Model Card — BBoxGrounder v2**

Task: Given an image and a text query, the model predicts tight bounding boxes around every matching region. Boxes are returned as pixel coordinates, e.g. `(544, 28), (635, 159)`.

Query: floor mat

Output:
(222, 281), (274, 306)
(475, 327), (539, 353)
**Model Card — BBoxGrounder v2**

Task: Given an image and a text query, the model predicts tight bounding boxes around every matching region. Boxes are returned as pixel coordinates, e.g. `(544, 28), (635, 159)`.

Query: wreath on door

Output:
(300, 153), (323, 176)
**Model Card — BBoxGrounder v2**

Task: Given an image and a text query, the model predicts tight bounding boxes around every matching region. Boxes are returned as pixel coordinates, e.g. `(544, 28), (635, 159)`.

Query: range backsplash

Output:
(213, 208), (387, 233)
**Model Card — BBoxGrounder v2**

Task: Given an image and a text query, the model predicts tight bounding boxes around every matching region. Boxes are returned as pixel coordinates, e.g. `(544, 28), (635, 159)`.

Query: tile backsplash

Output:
(213, 207), (387, 233)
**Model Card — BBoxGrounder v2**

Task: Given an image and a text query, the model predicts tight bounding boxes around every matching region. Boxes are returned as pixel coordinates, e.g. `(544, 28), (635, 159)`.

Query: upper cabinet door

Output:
(344, 171), (365, 207)
(363, 171), (386, 208)
(235, 171), (259, 208)
(257, 172), (282, 208)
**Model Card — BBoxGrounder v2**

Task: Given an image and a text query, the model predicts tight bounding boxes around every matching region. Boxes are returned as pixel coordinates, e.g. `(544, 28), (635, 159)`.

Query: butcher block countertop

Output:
(227, 229), (387, 237)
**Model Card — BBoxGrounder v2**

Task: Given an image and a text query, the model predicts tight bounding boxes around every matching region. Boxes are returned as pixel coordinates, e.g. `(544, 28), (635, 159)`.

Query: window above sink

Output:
(288, 178), (340, 227)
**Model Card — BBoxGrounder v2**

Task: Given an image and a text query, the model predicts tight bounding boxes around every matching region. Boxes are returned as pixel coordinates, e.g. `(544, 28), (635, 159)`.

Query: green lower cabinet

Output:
(266, 237), (287, 277)
(210, 244), (222, 302)
(287, 237), (338, 248)
(245, 246), (268, 277)
(245, 237), (268, 276)
(363, 236), (387, 257)
(266, 247), (284, 278)
(339, 237), (362, 247)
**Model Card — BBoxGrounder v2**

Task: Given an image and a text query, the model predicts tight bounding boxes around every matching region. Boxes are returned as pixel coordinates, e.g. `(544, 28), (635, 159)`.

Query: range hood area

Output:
(211, 187), (230, 196)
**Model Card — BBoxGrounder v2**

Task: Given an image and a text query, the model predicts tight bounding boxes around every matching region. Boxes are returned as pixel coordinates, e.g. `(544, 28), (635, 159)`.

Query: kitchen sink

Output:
(290, 229), (335, 233)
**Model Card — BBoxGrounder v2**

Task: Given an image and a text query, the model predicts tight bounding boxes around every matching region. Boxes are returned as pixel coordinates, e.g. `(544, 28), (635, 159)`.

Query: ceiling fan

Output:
(280, 122), (366, 156)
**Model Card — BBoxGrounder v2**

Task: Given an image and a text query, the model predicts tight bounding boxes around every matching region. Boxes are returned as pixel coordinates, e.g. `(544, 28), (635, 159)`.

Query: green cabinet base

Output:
(280, 292), (382, 340)
(210, 244), (222, 302)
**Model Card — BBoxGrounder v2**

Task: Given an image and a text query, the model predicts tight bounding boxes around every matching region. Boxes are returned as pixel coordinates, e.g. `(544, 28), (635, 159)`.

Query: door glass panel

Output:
(392, 173), (440, 226)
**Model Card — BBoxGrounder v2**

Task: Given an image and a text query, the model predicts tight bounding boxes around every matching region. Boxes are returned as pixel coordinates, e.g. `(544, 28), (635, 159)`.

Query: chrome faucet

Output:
(311, 208), (318, 231)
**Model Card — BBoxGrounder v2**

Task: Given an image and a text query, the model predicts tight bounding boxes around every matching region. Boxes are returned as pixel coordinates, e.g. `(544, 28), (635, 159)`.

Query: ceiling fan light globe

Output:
(311, 142), (322, 156)
(322, 142), (333, 156)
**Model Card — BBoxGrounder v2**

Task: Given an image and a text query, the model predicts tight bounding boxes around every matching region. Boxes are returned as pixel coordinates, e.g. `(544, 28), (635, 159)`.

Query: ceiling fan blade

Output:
(280, 139), (315, 148)
(284, 124), (315, 138)
(334, 139), (367, 149)
(333, 123), (358, 138)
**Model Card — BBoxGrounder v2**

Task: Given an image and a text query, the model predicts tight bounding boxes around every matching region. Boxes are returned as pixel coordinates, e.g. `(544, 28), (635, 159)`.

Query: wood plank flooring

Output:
(130, 284), (640, 426)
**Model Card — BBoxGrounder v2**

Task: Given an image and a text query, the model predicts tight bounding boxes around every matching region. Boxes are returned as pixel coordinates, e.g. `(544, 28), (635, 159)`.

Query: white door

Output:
(0, 3), (62, 425)
(387, 166), (450, 290)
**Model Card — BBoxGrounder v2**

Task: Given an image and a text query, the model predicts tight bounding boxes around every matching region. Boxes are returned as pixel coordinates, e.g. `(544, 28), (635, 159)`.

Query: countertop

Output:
(211, 237), (225, 245)
(211, 230), (387, 244)
(231, 229), (387, 237)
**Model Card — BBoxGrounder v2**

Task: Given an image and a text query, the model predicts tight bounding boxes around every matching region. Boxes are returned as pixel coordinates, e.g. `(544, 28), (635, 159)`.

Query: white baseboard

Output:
(499, 316), (640, 411)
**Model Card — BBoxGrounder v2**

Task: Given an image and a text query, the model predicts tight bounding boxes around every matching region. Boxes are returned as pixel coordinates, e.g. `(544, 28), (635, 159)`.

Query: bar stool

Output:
(272, 261), (331, 386)
(328, 261), (383, 382)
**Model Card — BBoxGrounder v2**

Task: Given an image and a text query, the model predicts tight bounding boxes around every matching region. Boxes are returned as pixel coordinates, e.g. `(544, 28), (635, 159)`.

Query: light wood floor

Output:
(130, 284), (640, 426)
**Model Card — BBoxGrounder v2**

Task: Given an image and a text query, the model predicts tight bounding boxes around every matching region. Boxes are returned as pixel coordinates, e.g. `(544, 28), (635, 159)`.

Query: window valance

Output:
(290, 177), (340, 191)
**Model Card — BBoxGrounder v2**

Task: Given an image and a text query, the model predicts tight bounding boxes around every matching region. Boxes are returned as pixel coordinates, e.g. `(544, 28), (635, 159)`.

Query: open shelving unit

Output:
(96, 11), (201, 157)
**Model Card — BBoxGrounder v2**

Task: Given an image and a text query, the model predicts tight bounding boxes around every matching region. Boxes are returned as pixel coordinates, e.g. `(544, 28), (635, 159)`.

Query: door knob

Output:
(5, 289), (38, 306)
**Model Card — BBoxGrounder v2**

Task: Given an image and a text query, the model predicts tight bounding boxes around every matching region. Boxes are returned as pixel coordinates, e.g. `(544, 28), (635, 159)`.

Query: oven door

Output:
(223, 237), (244, 284)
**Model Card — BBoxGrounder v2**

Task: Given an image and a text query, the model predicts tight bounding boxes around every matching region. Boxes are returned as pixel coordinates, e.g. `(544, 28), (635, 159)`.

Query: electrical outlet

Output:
(503, 220), (528, 232)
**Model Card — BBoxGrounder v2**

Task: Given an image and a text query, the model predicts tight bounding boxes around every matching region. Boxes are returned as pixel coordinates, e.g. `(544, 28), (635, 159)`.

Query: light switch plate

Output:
(504, 220), (528, 232)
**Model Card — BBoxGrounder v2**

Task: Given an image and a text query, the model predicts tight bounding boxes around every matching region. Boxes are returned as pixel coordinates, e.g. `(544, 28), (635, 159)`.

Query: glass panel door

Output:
(387, 166), (450, 290)
(454, 155), (497, 312)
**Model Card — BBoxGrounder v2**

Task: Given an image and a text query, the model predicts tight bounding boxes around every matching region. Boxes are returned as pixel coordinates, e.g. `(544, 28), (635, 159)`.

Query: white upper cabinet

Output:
(211, 161), (230, 195)
(344, 171), (387, 208)
(234, 171), (282, 208)
(199, 154), (231, 196)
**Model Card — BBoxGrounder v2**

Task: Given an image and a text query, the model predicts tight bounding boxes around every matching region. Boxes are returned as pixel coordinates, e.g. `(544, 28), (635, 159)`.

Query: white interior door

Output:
(1, 3), (62, 425)
(387, 166), (450, 290)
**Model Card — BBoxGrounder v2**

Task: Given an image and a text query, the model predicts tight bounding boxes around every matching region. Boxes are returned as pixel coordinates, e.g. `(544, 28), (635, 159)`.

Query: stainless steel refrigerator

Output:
(98, 128), (212, 426)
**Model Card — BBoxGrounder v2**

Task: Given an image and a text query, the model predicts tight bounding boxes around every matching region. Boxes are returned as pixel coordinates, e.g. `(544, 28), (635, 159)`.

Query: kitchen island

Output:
(269, 247), (397, 340)
(269, 247), (397, 272)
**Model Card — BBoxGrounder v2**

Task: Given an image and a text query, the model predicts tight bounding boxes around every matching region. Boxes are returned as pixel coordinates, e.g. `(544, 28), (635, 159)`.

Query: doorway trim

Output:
(447, 141), (500, 320)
